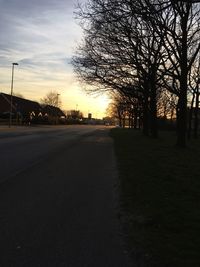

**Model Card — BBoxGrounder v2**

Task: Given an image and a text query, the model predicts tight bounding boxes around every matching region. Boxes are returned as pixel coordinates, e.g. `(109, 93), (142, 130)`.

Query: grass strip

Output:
(111, 128), (200, 267)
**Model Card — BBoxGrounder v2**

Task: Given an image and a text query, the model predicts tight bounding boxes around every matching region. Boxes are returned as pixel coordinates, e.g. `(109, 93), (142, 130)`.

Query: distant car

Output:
(105, 122), (110, 126)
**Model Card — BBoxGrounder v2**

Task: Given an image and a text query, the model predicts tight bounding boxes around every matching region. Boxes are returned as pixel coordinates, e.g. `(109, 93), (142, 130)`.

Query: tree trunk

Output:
(133, 109), (137, 129)
(128, 113), (131, 128)
(187, 93), (195, 140)
(176, 17), (188, 148)
(176, 81), (187, 148)
(194, 89), (199, 138)
(122, 116), (126, 128)
(142, 84), (149, 136)
(117, 109), (122, 127)
(142, 91), (149, 136)
(149, 78), (158, 138)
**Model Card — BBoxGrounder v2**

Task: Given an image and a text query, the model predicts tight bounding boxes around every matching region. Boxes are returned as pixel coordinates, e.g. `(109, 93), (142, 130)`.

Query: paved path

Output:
(0, 126), (133, 266)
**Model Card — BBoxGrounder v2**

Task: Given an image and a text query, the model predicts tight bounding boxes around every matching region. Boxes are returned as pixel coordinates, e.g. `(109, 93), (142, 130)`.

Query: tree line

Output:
(73, 0), (200, 147)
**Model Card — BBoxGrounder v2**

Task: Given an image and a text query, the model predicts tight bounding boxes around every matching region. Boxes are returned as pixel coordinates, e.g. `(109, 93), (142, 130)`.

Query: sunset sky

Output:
(0, 0), (110, 118)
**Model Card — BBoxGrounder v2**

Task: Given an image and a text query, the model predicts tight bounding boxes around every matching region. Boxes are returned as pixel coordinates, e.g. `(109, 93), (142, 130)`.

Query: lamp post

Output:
(57, 93), (60, 106)
(56, 93), (60, 124)
(9, 62), (19, 127)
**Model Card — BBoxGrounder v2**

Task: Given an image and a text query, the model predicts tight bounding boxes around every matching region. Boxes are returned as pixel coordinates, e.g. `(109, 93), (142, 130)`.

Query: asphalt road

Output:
(0, 125), (132, 267)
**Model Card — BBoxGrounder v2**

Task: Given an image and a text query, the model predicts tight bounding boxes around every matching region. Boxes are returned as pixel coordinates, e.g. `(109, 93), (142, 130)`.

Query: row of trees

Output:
(73, 0), (200, 147)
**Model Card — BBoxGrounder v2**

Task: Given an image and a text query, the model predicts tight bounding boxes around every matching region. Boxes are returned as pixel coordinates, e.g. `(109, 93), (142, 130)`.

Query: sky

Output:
(0, 0), (110, 118)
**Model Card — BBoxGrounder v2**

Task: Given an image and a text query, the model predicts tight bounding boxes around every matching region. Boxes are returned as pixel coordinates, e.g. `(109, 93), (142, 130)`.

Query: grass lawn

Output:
(111, 128), (200, 267)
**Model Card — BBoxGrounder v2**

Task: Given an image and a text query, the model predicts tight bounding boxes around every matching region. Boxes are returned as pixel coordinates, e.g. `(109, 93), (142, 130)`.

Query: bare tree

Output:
(73, 0), (165, 137)
(157, 89), (177, 120)
(143, 0), (200, 146)
(40, 91), (62, 108)
(107, 92), (142, 128)
(73, 0), (200, 146)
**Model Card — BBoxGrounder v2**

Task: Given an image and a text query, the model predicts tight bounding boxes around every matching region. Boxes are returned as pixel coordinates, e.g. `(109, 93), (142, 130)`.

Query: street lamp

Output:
(56, 93), (60, 124)
(9, 62), (19, 127)
(57, 93), (60, 106)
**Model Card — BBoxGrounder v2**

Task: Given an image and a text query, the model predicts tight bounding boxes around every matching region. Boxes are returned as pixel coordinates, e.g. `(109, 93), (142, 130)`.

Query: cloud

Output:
(0, 0), (81, 57)
(0, 0), (74, 16)
(0, 0), (109, 117)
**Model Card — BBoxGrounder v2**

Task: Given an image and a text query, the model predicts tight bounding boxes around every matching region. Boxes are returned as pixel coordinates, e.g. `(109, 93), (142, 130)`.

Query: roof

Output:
(0, 93), (41, 115)
(0, 93), (12, 113)
(42, 105), (66, 117)
(0, 93), (66, 118)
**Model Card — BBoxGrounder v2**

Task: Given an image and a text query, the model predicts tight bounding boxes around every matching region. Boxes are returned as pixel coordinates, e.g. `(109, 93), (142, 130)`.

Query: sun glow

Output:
(0, 0), (111, 120)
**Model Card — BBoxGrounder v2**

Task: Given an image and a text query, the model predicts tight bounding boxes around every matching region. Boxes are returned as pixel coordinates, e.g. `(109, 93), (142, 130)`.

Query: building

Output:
(42, 105), (66, 124)
(0, 93), (66, 125)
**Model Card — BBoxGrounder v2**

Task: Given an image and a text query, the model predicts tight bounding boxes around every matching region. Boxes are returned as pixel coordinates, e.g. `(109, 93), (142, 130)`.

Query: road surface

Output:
(0, 125), (132, 267)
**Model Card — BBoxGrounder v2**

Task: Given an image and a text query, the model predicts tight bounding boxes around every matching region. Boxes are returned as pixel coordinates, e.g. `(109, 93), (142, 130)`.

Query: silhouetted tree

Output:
(73, 0), (200, 146)
(66, 110), (83, 123)
(142, 0), (200, 146)
(107, 92), (142, 128)
(73, 0), (165, 137)
(40, 91), (61, 108)
(157, 90), (177, 120)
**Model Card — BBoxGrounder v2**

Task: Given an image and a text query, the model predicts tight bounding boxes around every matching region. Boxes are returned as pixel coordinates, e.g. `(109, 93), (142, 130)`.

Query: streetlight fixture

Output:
(9, 62), (19, 127)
